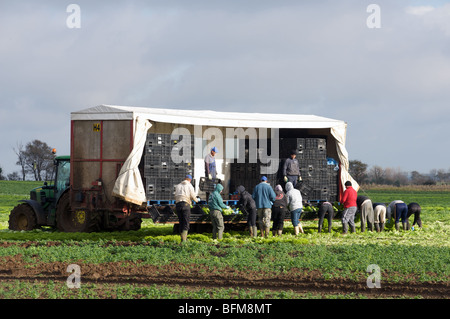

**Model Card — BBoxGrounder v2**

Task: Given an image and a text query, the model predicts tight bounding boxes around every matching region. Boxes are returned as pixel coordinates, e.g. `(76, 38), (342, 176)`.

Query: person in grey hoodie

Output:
(285, 182), (304, 235)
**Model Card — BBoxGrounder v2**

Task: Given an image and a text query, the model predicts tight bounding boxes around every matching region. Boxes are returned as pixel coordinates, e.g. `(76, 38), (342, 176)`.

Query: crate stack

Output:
(229, 148), (278, 195)
(144, 133), (194, 201)
(280, 137), (339, 202)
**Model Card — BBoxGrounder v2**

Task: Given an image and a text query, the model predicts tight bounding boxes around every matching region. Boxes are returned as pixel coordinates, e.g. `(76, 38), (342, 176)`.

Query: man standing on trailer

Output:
(283, 150), (301, 188)
(174, 175), (199, 243)
(205, 147), (218, 180)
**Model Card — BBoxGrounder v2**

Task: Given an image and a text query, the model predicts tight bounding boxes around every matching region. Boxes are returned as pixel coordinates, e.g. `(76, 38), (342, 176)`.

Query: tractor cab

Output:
(8, 155), (71, 231)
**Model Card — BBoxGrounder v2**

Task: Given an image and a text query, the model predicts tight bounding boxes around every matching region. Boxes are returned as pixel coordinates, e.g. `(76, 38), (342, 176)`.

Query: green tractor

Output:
(8, 156), (71, 231)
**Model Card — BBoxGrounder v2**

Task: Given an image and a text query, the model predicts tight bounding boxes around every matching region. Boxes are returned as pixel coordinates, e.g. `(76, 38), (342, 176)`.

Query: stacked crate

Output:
(280, 137), (338, 202)
(229, 140), (278, 194)
(144, 133), (194, 201)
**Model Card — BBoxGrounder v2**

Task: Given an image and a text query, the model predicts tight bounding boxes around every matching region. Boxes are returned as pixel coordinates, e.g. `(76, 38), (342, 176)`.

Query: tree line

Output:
(349, 160), (450, 186)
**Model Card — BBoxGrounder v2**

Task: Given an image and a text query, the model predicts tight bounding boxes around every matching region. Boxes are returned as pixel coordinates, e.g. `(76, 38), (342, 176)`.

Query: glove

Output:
(208, 174), (212, 180)
(284, 176), (288, 182)
(298, 176), (302, 181)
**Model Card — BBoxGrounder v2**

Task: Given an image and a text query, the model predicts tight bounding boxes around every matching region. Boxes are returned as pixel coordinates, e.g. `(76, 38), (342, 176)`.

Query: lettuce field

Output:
(0, 180), (449, 300)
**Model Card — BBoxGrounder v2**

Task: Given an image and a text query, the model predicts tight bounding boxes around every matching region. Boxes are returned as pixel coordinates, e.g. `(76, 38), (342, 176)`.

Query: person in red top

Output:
(341, 181), (357, 234)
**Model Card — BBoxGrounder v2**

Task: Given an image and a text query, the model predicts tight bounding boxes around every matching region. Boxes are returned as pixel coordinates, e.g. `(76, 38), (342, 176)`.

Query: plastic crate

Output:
(199, 177), (221, 192)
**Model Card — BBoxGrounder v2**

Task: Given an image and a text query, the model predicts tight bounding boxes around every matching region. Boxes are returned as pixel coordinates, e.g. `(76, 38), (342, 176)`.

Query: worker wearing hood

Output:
(237, 185), (257, 237)
(285, 182), (304, 235)
(208, 183), (228, 240)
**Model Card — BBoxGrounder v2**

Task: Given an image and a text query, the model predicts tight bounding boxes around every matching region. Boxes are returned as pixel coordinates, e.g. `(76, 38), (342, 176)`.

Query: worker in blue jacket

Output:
(252, 176), (276, 237)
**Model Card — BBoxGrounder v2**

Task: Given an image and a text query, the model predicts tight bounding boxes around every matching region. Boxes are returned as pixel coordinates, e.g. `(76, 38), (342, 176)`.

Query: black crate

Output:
(199, 177), (221, 192)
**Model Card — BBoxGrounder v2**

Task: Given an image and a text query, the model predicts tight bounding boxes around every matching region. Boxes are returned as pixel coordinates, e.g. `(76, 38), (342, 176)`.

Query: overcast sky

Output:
(1, 0), (450, 177)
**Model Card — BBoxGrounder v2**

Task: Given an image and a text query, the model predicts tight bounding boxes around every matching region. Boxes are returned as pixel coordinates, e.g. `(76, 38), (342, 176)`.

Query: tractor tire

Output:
(9, 203), (38, 231)
(56, 192), (98, 232)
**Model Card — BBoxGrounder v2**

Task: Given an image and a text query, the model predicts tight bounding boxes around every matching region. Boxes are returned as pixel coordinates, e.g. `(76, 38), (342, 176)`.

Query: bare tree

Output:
(369, 165), (386, 184)
(13, 142), (27, 181)
(15, 140), (55, 181)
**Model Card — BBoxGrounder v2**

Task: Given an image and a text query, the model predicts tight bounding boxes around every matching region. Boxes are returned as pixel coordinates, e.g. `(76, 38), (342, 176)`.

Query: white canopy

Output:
(71, 105), (358, 205)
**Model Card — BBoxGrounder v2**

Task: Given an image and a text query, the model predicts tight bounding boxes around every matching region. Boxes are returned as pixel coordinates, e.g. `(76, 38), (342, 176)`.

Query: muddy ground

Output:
(0, 254), (448, 299)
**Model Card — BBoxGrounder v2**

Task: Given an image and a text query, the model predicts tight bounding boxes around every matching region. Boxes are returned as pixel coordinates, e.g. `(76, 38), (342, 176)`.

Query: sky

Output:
(1, 0), (450, 177)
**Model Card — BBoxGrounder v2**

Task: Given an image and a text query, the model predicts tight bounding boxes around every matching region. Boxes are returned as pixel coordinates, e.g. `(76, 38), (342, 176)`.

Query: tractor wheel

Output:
(56, 192), (98, 232)
(9, 203), (38, 231)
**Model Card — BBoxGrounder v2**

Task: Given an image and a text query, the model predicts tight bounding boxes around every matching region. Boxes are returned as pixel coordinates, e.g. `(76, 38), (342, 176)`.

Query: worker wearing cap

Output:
(174, 175), (199, 243)
(252, 176), (276, 238)
(283, 150), (301, 187)
(205, 147), (218, 180)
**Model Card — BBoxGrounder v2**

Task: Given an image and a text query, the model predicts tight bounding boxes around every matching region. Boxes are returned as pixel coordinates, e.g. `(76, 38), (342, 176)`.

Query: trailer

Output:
(69, 105), (358, 232)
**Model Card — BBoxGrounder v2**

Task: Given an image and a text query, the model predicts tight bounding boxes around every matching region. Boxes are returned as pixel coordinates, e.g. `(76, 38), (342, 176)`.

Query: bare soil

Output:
(0, 254), (448, 299)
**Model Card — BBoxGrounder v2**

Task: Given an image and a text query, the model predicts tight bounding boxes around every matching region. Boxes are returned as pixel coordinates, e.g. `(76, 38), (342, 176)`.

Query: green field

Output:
(0, 180), (448, 300)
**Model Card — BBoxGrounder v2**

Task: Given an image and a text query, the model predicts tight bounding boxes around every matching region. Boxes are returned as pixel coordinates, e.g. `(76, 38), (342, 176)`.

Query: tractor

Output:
(8, 155), (71, 231)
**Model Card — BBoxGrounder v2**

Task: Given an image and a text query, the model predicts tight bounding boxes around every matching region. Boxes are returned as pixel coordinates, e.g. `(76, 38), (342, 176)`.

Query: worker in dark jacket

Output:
(283, 150), (301, 187)
(407, 202), (422, 230)
(272, 185), (288, 236)
(236, 185), (257, 237)
(317, 201), (334, 233)
(357, 195), (374, 232)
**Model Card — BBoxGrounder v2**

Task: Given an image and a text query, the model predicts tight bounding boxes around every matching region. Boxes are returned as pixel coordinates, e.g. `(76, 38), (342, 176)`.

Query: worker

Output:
(285, 181), (304, 235)
(373, 202), (387, 232)
(205, 146), (218, 180)
(283, 150), (301, 188)
(387, 200), (408, 231)
(357, 195), (374, 232)
(407, 202), (422, 230)
(272, 185), (288, 236)
(236, 185), (257, 237)
(252, 176), (276, 238)
(341, 181), (357, 234)
(174, 175), (199, 243)
(208, 183), (228, 240)
(317, 201), (334, 233)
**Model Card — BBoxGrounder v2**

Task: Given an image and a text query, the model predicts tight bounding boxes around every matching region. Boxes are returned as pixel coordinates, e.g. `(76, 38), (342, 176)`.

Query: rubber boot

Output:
(375, 223), (380, 232)
(328, 222), (332, 233)
(318, 225), (322, 233)
(299, 224), (304, 234)
(294, 226), (299, 236)
(249, 226), (254, 237)
(252, 226), (258, 238)
(180, 230), (188, 243)
(350, 224), (355, 233)
(395, 222), (400, 231)
(342, 223), (348, 235)
(380, 223), (385, 232)
(264, 227), (270, 237)
(402, 222), (407, 231)
(277, 230), (283, 236)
